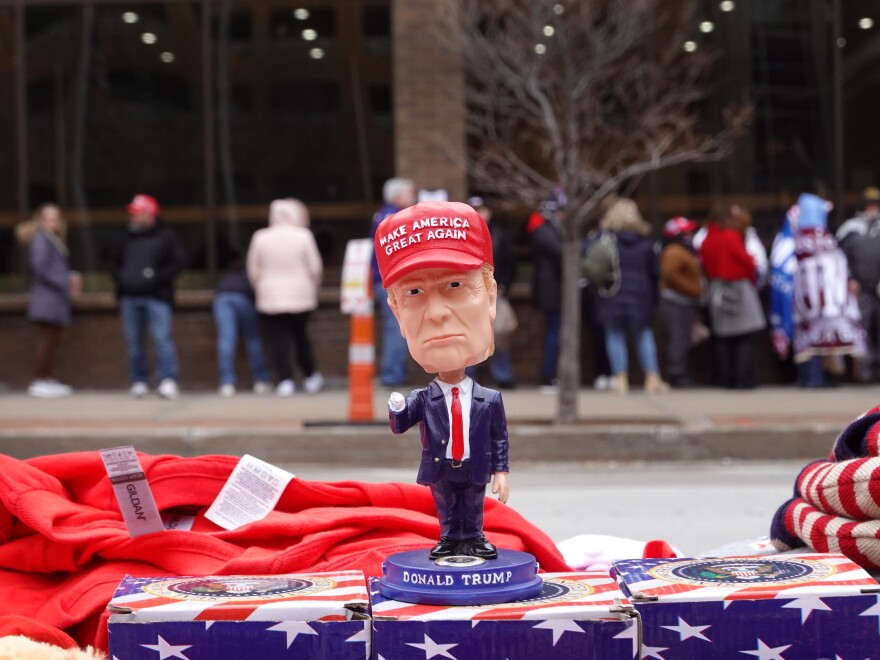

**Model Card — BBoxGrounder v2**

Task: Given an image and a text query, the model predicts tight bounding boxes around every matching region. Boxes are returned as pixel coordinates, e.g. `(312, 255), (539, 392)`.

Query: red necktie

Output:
(451, 387), (464, 461)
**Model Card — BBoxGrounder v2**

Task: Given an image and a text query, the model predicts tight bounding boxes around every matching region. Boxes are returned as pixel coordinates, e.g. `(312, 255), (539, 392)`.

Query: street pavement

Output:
(0, 386), (869, 557)
(301, 461), (804, 557)
(0, 383), (877, 464)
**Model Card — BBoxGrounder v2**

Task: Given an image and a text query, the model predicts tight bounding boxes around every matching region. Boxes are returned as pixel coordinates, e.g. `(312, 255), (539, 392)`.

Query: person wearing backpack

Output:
(592, 199), (668, 394)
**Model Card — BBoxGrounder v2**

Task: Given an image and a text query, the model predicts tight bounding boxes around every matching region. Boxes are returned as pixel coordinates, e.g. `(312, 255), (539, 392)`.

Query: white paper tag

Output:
(204, 454), (295, 531)
(100, 446), (165, 537)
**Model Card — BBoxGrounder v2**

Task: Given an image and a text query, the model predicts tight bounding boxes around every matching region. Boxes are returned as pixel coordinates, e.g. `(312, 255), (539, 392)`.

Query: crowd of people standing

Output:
(528, 187), (878, 393)
(14, 184), (880, 396)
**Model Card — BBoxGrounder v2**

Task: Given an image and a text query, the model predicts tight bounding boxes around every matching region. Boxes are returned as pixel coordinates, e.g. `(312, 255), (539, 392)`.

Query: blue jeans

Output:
(375, 284), (409, 385)
(541, 310), (561, 385)
(797, 355), (825, 388)
(604, 324), (660, 375)
(119, 296), (179, 384)
(465, 349), (515, 385)
(213, 292), (269, 387)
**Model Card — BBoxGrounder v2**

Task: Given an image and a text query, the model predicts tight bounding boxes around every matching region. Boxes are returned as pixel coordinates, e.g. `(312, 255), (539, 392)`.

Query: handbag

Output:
(493, 295), (518, 348)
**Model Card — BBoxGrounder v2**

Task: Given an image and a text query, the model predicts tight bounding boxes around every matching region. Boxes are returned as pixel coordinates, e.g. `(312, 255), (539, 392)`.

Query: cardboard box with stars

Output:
(612, 553), (880, 659)
(107, 572), (371, 659)
(368, 572), (639, 659)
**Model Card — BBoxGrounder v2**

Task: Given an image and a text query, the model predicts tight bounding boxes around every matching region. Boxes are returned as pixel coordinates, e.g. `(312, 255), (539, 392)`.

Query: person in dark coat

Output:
(17, 204), (76, 397)
(527, 190), (565, 389)
(110, 194), (185, 399)
(466, 196), (517, 388)
(595, 199), (669, 394)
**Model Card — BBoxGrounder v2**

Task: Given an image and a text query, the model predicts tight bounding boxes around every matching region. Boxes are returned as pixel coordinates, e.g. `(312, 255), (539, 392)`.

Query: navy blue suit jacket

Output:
(389, 380), (509, 486)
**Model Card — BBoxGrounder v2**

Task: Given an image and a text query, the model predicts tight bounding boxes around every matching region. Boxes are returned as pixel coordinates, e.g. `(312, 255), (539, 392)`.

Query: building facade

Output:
(0, 0), (877, 388)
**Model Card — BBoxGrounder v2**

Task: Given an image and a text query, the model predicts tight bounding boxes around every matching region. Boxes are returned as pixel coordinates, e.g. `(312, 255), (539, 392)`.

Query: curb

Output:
(0, 423), (837, 465)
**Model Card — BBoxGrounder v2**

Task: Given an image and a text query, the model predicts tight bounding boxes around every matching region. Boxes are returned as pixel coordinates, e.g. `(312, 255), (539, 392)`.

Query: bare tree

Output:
(441, 0), (750, 423)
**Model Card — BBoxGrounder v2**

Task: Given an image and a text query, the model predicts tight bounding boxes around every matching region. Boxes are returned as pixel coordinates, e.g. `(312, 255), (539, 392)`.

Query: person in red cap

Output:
(376, 201), (509, 560)
(110, 194), (185, 399)
(659, 216), (705, 388)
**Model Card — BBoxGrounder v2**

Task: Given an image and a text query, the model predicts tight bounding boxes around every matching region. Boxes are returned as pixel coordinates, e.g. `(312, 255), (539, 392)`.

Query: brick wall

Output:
(392, 0), (467, 200)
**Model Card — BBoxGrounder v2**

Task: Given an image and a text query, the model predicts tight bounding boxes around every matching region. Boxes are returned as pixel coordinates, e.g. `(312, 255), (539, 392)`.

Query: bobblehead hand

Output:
(492, 472), (509, 504)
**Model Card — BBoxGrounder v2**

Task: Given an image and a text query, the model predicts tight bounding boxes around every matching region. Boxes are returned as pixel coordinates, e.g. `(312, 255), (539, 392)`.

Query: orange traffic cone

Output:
(348, 312), (374, 422)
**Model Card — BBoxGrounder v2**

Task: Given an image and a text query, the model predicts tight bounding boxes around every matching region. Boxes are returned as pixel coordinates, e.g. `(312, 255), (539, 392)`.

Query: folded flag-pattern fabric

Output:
(0, 452), (570, 653)
(771, 405), (880, 567)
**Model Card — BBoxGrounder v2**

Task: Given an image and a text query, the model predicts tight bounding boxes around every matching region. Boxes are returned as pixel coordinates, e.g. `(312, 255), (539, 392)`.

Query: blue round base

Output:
(379, 548), (542, 605)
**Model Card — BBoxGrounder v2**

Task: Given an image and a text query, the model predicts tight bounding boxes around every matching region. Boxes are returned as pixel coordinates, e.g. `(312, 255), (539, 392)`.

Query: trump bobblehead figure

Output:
(375, 201), (510, 561)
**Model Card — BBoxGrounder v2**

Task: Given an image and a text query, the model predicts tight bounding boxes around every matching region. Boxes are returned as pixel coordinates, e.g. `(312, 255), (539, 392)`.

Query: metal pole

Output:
(13, 0), (28, 218)
(831, 0), (845, 226)
(202, 0), (217, 276)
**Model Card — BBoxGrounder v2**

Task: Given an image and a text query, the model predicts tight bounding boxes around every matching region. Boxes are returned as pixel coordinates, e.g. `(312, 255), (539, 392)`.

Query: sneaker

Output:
(276, 379), (295, 396)
(539, 379), (559, 394)
(157, 378), (180, 400)
(27, 379), (72, 398)
(219, 384), (236, 397)
(303, 372), (325, 394)
(593, 375), (611, 391)
(253, 381), (273, 395)
(130, 382), (149, 398)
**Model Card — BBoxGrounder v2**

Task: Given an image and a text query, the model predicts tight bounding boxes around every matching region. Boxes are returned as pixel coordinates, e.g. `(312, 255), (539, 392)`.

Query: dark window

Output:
(363, 5), (390, 52)
(108, 71), (192, 113)
(213, 9), (252, 43)
(25, 6), (77, 40)
(369, 85), (392, 120)
(269, 82), (340, 120)
(27, 79), (55, 118)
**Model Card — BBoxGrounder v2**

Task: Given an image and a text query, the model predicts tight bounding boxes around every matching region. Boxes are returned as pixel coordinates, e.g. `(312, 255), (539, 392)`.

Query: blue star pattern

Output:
(613, 555), (880, 658)
(373, 619), (638, 659)
(619, 592), (880, 658)
(110, 620), (370, 658)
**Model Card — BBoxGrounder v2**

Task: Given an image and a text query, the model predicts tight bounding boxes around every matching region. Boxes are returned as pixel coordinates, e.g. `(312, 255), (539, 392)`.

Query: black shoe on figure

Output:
(460, 534), (498, 560)
(429, 536), (460, 560)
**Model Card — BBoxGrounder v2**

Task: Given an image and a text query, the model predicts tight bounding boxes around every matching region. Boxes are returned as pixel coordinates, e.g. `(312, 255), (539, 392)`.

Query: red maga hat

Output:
(127, 193), (160, 216)
(375, 201), (493, 287)
(663, 216), (698, 238)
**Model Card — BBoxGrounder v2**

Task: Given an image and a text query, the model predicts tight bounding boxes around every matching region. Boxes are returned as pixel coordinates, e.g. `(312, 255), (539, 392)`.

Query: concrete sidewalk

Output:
(0, 385), (877, 464)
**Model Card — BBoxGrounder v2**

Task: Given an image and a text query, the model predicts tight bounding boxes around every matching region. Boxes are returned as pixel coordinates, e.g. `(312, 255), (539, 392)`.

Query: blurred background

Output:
(0, 0), (878, 389)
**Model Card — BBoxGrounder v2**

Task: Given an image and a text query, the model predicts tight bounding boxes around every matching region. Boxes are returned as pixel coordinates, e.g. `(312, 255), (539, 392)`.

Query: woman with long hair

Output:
(17, 204), (77, 397)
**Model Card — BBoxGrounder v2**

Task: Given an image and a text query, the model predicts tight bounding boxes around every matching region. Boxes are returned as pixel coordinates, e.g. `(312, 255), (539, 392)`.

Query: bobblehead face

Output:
(389, 267), (497, 376)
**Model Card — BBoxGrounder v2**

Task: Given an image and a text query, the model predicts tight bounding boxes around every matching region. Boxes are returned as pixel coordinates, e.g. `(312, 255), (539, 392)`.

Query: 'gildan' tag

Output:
(205, 454), (295, 531)
(100, 445), (165, 537)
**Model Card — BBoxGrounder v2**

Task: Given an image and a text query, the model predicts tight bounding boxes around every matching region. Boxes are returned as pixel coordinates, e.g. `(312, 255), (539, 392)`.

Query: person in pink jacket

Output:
(246, 198), (324, 395)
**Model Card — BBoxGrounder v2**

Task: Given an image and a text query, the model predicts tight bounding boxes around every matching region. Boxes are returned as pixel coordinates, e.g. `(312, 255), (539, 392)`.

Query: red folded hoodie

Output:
(0, 452), (570, 652)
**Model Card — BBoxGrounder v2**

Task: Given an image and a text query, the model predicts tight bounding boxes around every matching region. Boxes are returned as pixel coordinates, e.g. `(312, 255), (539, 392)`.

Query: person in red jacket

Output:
(699, 204), (767, 389)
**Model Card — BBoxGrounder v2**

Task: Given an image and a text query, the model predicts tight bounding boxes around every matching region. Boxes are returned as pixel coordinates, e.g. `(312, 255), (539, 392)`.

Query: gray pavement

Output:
(0, 384), (877, 464)
(300, 460), (803, 556)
